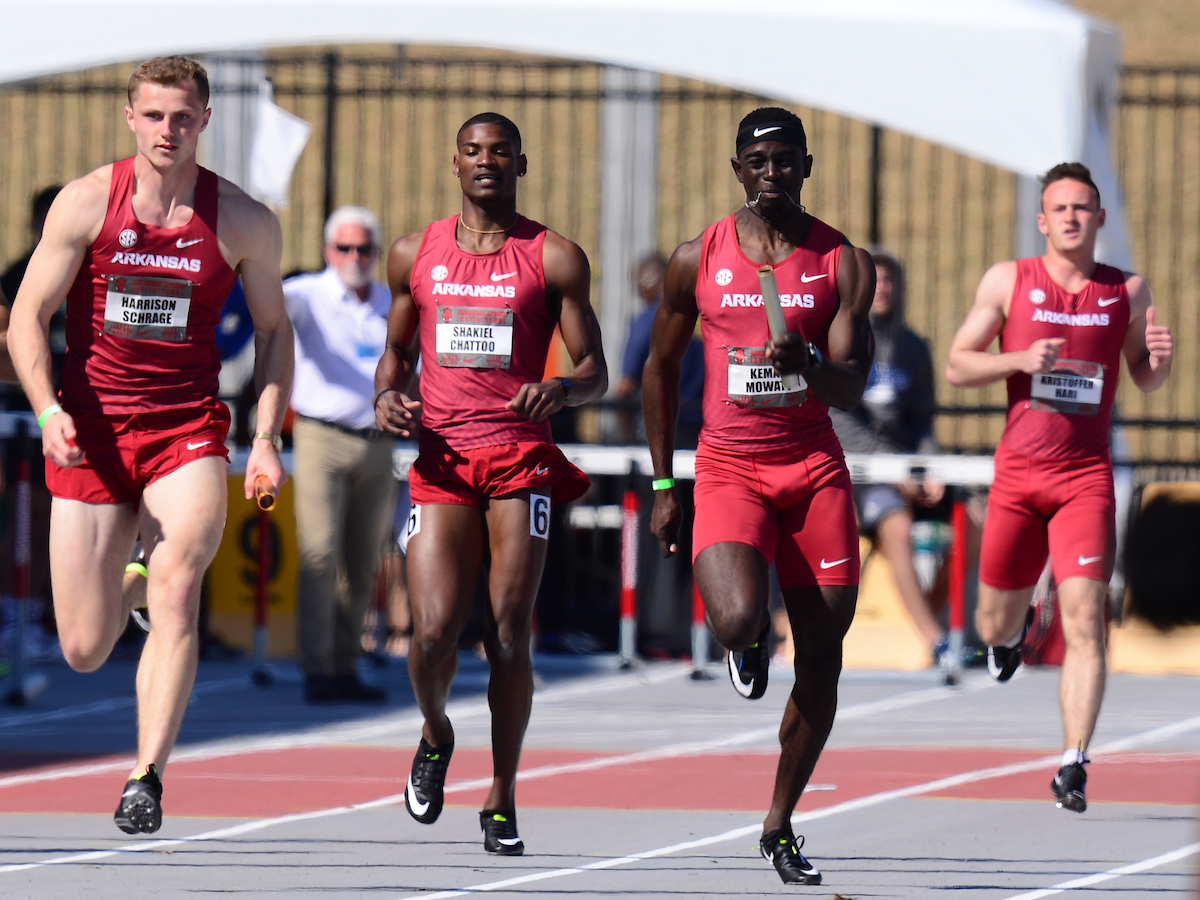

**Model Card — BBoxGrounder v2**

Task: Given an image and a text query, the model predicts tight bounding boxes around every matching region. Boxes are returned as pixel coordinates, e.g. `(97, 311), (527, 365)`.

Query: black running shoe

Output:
(127, 540), (150, 634)
(728, 626), (770, 700)
(404, 737), (453, 824)
(987, 606), (1034, 683)
(480, 809), (524, 856)
(1051, 761), (1088, 813)
(114, 764), (163, 834)
(759, 827), (821, 885)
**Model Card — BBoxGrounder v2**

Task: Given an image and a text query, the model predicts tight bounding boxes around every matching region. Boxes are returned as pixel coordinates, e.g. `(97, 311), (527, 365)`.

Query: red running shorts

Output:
(46, 402), (231, 506)
(979, 444), (1115, 590)
(408, 440), (589, 508)
(692, 437), (859, 589)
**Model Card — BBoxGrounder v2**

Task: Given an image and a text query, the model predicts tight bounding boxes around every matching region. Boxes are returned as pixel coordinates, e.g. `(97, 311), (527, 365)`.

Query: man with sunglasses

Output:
(285, 205), (397, 702)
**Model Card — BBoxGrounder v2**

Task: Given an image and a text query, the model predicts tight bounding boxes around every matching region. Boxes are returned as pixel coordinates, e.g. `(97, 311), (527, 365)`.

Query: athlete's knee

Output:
(710, 609), (764, 651)
(410, 622), (460, 662)
(484, 619), (532, 666)
(60, 631), (113, 672)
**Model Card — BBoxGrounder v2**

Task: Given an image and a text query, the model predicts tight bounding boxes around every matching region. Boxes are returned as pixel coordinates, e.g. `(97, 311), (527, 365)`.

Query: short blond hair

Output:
(127, 56), (209, 107)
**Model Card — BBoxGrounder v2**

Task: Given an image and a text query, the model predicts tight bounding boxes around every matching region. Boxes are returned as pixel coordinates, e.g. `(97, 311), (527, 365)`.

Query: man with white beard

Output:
(285, 206), (396, 702)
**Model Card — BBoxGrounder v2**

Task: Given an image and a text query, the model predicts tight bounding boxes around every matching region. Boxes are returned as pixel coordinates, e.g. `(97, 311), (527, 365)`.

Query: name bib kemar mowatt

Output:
(1030, 359), (1104, 416)
(727, 347), (807, 409)
(104, 274), (193, 341)
(435, 306), (514, 369)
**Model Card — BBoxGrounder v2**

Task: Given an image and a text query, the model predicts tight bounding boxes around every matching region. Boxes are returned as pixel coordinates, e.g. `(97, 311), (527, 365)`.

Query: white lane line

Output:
(0, 673), (967, 874)
(1002, 842), (1200, 900)
(0, 676), (250, 728)
(0, 664), (689, 790)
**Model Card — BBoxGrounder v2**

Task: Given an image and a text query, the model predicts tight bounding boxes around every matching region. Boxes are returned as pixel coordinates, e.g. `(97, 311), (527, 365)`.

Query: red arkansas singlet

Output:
(410, 215), (556, 451)
(61, 157), (237, 415)
(999, 257), (1129, 460)
(696, 214), (844, 452)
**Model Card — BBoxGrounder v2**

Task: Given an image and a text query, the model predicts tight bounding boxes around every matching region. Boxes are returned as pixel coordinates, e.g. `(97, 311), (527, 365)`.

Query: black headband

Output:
(736, 120), (806, 155)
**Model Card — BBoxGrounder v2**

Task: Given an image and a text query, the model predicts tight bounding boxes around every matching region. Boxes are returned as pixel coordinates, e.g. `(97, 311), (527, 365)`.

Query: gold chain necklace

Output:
(459, 216), (517, 235)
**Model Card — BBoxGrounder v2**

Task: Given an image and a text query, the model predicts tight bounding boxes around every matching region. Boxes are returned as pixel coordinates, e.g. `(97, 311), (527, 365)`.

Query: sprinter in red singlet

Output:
(946, 162), (1172, 814)
(643, 107), (874, 885)
(374, 113), (606, 856)
(9, 57), (293, 834)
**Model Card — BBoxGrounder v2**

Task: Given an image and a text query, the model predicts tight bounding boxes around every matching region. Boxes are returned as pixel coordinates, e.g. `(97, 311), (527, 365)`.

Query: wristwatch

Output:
(805, 342), (824, 372)
(254, 431), (283, 452)
(556, 377), (574, 398)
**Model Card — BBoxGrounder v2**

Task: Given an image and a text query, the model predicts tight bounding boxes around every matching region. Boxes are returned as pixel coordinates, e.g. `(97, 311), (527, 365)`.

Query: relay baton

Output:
(254, 473), (276, 511)
(756, 265), (801, 391)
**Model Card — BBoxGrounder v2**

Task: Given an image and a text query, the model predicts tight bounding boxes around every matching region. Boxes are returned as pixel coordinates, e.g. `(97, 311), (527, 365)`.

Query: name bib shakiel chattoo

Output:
(435, 306), (514, 369)
(727, 347), (807, 408)
(104, 274), (192, 342)
(1030, 359), (1104, 416)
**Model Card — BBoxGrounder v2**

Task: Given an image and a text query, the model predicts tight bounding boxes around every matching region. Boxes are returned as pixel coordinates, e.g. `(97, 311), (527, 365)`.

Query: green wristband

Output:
(652, 478), (675, 491)
(125, 562), (148, 579)
(37, 404), (63, 428)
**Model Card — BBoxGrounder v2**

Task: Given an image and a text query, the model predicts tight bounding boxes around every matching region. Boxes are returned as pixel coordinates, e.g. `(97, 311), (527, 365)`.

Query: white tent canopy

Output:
(1, 0), (1130, 266)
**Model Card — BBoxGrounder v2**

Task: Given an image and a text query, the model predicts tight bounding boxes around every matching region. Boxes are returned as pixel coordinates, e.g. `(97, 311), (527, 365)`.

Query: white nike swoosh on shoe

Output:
(800, 272), (828, 283)
(491, 272), (517, 282)
(819, 557), (851, 569)
(406, 774), (430, 816)
(498, 837), (522, 845)
(186, 440), (211, 450)
(1097, 297), (1120, 307)
(753, 126), (781, 137)
(1078, 554), (1104, 566)
(176, 237), (204, 249)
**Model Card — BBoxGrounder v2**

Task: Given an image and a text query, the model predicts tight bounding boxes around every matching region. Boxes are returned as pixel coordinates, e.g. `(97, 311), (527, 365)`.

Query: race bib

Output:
(727, 347), (806, 409)
(1030, 359), (1104, 416)
(435, 306), (514, 369)
(104, 275), (193, 341)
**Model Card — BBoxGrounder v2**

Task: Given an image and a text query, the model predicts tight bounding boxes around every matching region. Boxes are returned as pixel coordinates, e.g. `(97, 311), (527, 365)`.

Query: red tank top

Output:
(62, 157), (236, 415)
(696, 214), (843, 452)
(999, 257), (1129, 460)
(411, 215), (556, 451)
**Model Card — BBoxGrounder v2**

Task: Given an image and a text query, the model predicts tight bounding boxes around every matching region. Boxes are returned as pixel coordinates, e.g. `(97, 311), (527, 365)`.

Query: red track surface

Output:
(1, 747), (1196, 819)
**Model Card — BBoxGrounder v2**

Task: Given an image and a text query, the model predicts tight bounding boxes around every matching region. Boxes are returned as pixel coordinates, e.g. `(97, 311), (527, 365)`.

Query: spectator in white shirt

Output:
(285, 206), (396, 703)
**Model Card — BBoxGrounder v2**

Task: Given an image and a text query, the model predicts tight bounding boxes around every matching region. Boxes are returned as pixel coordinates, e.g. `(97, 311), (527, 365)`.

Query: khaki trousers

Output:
(293, 417), (397, 677)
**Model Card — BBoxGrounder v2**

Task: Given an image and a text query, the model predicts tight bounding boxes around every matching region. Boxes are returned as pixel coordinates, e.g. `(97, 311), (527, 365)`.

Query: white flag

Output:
(248, 80), (312, 209)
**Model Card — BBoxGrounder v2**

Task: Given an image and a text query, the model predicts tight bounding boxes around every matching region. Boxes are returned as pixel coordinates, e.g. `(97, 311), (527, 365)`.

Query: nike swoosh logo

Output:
(534, 465), (549, 476)
(491, 272), (517, 282)
(820, 557), (851, 569)
(800, 273), (828, 283)
(406, 774), (429, 816)
(752, 126), (782, 137)
(1078, 554), (1104, 566)
(497, 837), (522, 845)
(176, 237), (204, 249)
(1097, 297), (1120, 307)
(186, 440), (211, 450)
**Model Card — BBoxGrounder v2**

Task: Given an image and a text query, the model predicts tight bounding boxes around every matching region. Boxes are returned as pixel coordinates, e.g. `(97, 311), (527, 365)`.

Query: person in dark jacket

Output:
(830, 252), (960, 667)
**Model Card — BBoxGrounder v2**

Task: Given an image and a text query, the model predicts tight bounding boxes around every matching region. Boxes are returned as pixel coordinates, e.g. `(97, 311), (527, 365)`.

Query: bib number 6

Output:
(530, 494), (550, 540)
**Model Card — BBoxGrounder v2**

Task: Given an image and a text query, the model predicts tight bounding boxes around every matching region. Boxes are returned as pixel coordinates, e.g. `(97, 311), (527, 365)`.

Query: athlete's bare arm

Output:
(0, 297), (18, 384)
(772, 241), (874, 411)
(946, 260), (1065, 387)
(645, 237), (702, 557)
(1121, 274), (1172, 393)
(217, 182), (292, 499)
(374, 230), (424, 439)
(507, 232), (607, 421)
(10, 168), (111, 467)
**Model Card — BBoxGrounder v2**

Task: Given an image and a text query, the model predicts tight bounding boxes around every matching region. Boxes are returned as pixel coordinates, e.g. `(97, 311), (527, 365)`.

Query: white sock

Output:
(1000, 627), (1023, 649)
(1061, 748), (1087, 767)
